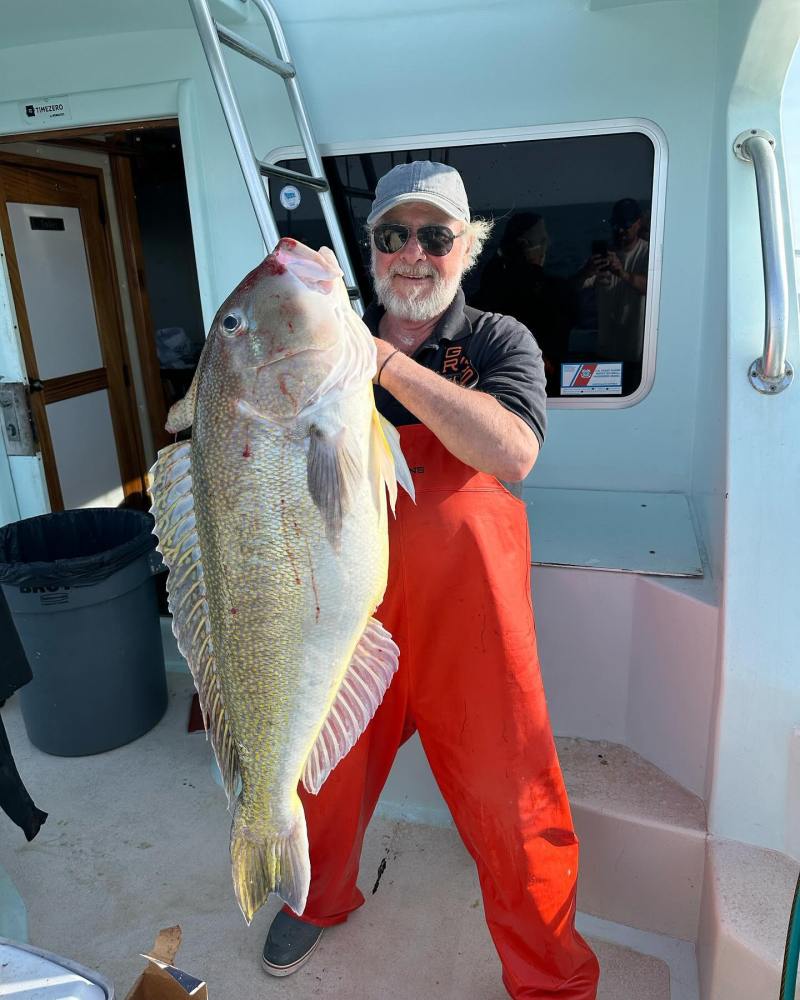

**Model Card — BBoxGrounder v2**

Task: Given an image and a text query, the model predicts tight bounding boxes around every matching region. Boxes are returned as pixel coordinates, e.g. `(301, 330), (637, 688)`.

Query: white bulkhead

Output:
(1, 1), (800, 996)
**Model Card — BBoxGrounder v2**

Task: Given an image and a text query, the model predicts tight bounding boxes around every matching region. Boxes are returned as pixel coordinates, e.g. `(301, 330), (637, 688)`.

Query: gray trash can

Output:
(0, 508), (167, 757)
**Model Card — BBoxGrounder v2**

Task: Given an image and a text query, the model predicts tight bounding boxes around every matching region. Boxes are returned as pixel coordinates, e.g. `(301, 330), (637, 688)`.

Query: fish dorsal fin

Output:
(165, 369), (200, 433)
(301, 617), (399, 795)
(149, 441), (241, 805)
(369, 410), (416, 515)
(307, 420), (362, 548)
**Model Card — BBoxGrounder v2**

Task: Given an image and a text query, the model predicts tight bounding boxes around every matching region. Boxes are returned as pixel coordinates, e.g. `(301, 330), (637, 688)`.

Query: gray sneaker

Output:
(262, 909), (324, 977)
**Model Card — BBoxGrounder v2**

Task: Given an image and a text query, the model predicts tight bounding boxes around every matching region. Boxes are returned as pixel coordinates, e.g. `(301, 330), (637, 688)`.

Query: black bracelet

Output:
(377, 348), (400, 386)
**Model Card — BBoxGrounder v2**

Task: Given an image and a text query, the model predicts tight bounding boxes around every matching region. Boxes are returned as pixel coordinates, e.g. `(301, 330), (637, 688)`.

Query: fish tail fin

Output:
(230, 798), (310, 924)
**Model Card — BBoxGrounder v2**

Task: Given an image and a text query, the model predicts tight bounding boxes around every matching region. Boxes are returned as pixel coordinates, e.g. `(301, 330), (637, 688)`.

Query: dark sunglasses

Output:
(372, 223), (464, 257)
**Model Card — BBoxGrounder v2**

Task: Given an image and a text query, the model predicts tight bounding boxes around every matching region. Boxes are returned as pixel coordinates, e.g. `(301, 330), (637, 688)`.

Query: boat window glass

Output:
(268, 131), (656, 400)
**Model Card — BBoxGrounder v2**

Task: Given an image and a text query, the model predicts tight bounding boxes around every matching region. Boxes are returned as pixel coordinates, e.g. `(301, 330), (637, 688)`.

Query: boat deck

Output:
(0, 671), (694, 999)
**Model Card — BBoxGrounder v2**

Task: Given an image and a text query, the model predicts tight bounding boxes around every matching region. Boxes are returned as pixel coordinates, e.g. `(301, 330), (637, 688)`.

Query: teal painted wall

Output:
(706, 0), (800, 853)
(0, 0), (718, 507)
(4, 0), (800, 852)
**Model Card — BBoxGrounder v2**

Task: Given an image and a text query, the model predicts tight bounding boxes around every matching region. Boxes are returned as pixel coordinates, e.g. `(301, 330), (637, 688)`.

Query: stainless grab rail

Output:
(734, 129), (794, 394)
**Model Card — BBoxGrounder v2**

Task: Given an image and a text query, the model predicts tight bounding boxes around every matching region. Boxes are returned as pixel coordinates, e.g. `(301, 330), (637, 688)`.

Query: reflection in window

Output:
(270, 131), (655, 398)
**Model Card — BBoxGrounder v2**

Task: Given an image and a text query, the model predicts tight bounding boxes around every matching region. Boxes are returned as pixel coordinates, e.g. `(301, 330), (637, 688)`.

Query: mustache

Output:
(387, 263), (438, 279)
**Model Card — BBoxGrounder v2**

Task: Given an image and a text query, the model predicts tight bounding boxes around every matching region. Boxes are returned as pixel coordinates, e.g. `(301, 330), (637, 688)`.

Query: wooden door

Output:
(0, 154), (146, 511)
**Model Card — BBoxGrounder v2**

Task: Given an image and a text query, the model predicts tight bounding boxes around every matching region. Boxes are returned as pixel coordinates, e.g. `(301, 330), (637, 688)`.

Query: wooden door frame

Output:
(0, 151), (147, 507)
(0, 118), (179, 458)
(108, 152), (170, 451)
(0, 118), (177, 146)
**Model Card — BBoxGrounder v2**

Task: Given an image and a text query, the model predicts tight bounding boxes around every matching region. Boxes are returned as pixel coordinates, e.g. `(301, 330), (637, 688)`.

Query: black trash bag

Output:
(0, 586), (31, 701)
(0, 508), (157, 587)
(0, 712), (47, 841)
(0, 588), (47, 840)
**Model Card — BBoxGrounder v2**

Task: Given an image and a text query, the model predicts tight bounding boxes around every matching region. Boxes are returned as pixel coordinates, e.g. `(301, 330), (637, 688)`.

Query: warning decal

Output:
(561, 362), (623, 395)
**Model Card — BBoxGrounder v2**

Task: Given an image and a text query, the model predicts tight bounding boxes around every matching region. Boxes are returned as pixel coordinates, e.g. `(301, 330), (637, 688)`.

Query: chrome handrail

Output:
(734, 129), (794, 394)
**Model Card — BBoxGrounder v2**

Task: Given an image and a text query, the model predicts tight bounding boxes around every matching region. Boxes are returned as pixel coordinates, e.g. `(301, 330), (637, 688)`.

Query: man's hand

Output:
(606, 251), (623, 276)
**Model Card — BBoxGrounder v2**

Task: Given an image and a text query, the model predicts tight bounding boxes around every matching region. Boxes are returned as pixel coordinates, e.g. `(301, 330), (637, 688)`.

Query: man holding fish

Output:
(260, 162), (600, 999)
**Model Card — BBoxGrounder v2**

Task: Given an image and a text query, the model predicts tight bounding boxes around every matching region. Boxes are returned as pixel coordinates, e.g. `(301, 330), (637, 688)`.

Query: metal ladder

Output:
(187, 0), (364, 314)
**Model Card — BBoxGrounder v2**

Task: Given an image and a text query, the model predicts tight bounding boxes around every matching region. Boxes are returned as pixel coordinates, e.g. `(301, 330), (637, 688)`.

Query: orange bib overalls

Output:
(295, 424), (599, 999)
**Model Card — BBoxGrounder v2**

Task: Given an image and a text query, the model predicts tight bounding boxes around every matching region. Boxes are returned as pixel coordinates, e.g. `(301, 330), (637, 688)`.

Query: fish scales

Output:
(150, 239), (412, 923)
(194, 381), (382, 813)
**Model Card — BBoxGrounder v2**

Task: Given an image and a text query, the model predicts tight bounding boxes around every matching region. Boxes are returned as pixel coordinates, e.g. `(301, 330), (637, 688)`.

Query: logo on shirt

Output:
(440, 345), (478, 388)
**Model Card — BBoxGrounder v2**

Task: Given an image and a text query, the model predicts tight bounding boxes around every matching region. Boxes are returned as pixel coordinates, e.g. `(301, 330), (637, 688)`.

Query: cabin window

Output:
(267, 129), (658, 402)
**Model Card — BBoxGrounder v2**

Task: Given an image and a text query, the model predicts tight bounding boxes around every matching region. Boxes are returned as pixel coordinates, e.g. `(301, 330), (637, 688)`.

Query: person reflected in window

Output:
(581, 197), (649, 392)
(474, 213), (577, 392)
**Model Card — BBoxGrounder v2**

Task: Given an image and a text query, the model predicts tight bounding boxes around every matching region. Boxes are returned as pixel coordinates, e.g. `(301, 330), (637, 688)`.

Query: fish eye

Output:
(222, 313), (243, 335)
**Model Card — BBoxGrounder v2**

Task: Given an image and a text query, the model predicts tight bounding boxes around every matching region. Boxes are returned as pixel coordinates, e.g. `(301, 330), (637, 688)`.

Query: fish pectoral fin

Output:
(302, 617), (399, 796)
(370, 410), (415, 515)
(306, 422), (361, 547)
(231, 798), (309, 922)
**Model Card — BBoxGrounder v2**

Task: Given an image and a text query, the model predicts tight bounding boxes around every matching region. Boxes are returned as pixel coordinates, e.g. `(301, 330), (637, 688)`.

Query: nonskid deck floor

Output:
(0, 671), (681, 999)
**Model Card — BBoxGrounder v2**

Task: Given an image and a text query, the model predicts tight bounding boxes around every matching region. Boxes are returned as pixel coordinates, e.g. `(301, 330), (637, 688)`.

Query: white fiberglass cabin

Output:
(1, 1), (800, 998)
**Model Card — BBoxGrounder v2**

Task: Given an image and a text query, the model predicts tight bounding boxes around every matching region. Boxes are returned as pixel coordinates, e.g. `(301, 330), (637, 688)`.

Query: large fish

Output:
(149, 239), (412, 923)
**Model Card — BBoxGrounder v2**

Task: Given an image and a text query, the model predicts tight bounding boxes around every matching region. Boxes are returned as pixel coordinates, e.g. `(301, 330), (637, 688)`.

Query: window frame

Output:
(264, 117), (667, 409)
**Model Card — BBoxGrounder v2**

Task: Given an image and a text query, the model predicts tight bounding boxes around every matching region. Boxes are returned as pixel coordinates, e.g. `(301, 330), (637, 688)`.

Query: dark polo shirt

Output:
(366, 288), (547, 447)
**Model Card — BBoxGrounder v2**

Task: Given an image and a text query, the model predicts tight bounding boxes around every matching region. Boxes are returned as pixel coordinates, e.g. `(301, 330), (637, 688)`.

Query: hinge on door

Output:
(122, 363), (131, 388)
(98, 199), (107, 226)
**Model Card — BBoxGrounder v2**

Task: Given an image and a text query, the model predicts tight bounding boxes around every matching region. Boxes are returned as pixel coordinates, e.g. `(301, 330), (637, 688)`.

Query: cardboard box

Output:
(124, 926), (207, 1000)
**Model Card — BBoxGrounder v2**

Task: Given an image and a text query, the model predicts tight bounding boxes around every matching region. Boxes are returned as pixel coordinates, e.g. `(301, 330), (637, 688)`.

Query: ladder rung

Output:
(215, 22), (295, 79)
(259, 161), (329, 192)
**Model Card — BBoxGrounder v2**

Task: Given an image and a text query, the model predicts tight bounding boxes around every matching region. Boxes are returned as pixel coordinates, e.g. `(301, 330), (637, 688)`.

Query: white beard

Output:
(371, 259), (461, 322)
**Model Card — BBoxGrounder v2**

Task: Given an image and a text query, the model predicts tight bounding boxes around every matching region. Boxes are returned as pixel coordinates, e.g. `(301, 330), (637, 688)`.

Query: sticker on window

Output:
(279, 185), (302, 211)
(561, 362), (623, 395)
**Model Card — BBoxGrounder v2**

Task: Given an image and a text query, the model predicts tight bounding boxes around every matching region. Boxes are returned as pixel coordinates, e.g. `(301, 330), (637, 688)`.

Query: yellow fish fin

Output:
(370, 409), (415, 515)
(301, 617), (399, 796)
(231, 796), (309, 922)
(149, 441), (240, 805)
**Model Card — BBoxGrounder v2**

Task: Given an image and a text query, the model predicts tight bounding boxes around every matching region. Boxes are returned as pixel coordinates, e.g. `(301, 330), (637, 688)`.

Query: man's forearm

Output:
(621, 271), (647, 295)
(378, 351), (540, 481)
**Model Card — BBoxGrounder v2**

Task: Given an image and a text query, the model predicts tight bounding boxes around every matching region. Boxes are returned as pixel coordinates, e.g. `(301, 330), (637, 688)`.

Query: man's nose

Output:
(398, 232), (426, 262)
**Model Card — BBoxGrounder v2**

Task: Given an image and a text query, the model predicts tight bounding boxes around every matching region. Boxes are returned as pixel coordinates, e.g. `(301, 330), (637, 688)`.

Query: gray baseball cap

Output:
(367, 161), (471, 226)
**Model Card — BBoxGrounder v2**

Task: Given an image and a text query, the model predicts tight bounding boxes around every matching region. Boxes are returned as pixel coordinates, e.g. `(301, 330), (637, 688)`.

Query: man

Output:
(262, 161), (600, 999)
(583, 197), (649, 392)
(475, 212), (578, 392)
